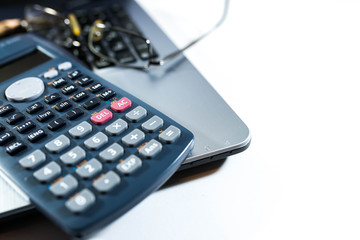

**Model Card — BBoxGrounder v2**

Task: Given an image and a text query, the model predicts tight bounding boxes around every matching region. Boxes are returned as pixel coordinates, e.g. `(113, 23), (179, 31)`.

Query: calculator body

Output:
(0, 34), (194, 236)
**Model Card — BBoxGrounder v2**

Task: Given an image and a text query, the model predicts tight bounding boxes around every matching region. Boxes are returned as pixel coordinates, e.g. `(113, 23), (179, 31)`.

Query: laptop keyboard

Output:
(38, 4), (157, 69)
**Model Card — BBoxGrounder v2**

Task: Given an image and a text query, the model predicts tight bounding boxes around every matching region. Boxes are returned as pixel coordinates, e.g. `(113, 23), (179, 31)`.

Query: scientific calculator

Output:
(0, 34), (194, 236)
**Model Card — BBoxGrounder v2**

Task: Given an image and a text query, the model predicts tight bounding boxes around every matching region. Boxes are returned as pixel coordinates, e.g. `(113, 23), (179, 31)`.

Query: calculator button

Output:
(125, 106), (147, 122)
(19, 150), (46, 169)
(116, 155), (142, 175)
(90, 108), (113, 125)
(122, 129), (145, 147)
(48, 118), (66, 131)
(60, 146), (86, 165)
(5, 77), (44, 102)
(84, 132), (108, 150)
(78, 76), (93, 86)
(17, 120), (36, 133)
(66, 108), (84, 120)
(50, 174), (78, 197)
(99, 143), (124, 162)
(44, 69), (59, 79)
(72, 91), (88, 102)
(58, 61), (72, 71)
(6, 141), (26, 155)
(44, 93), (61, 104)
(45, 135), (70, 153)
(28, 129), (47, 143)
(76, 158), (102, 179)
(6, 112), (25, 125)
(159, 125), (181, 143)
(110, 97), (132, 113)
(26, 102), (43, 114)
(67, 70), (82, 80)
(0, 132), (15, 146)
(55, 100), (72, 112)
(139, 139), (162, 159)
(51, 78), (67, 88)
(65, 189), (95, 213)
(105, 119), (128, 136)
(62, 85), (78, 95)
(36, 110), (54, 122)
(141, 116), (163, 132)
(68, 121), (92, 139)
(34, 162), (61, 182)
(83, 98), (101, 110)
(93, 171), (120, 193)
(89, 83), (104, 93)
(0, 104), (15, 116)
(99, 89), (116, 101)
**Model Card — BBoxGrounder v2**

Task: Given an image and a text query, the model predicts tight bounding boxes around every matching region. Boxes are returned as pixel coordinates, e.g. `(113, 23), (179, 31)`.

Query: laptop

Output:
(0, 0), (250, 222)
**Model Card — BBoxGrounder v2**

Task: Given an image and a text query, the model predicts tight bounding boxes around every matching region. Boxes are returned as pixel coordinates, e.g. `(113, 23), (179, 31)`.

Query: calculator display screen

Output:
(0, 50), (51, 83)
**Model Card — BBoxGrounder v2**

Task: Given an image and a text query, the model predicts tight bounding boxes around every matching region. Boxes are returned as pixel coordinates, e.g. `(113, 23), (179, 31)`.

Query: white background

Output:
(92, 0), (360, 239)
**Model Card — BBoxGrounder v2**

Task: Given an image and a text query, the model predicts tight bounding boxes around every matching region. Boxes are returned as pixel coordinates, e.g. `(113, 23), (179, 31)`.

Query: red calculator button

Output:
(111, 97), (132, 112)
(91, 109), (113, 125)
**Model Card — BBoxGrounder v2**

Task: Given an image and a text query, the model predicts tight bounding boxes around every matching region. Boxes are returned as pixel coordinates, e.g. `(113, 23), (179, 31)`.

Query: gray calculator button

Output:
(93, 171), (120, 193)
(5, 77), (44, 102)
(105, 119), (128, 136)
(99, 143), (124, 162)
(60, 146), (86, 165)
(125, 106), (147, 122)
(122, 129), (145, 147)
(65, 189), (95, 213)
(84, 132), (108, 150)
(50, 174), (78, 197)
(68, 121), (92, 139)
(45, 135), (70, 153)
(141, 116), (163, 132)
(159, 125), (181, 143)
(139, 139), (162, 159)
(33, 162), (61, 182)
(76, 158), (102, 179)
(116, 155), (142, 175)
(19, 150), (46, 169)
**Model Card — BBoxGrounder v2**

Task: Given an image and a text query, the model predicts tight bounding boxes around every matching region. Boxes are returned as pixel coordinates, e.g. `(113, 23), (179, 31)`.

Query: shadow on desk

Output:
(0, 159), (226, 240)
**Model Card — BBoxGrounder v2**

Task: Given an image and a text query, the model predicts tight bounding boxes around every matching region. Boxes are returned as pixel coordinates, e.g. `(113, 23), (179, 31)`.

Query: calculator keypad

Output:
(0, 59), (192, 234)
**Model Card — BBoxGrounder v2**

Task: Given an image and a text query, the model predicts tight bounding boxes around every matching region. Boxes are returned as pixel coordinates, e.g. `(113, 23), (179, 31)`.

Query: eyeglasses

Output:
(0, 0), (229, 70)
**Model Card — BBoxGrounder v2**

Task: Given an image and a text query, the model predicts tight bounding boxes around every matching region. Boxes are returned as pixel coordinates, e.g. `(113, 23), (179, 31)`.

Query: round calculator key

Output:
(44, 69), (59, 79)
(58, 61), (72, 71)
(5, 77), (44, 102)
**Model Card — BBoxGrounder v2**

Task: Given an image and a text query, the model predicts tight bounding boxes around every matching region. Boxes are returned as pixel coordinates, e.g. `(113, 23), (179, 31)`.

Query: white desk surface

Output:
(3, 0), (360, 239)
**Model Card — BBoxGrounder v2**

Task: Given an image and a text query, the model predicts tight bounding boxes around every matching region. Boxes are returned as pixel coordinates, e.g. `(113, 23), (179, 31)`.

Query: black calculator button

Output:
(37, 110), (55, 122)
(72, 91), (89, 102)
(52, 78), (67, 88)
(89, 83), (104, 93)
(48, 118), (66, 131)
(6, 141), (26, 156)
(62, 85), (78, 95)
(67, 70), (82, 80)
(28, 129), (47, 143)
(26, 102), (43, 114)
(55, 100), (72, 112)
(78, 76), (93, 86)
(0, 132), (16, 146)
(66, 108), (84, 120)
(0, 104), (15, 117)
(6, 112), (25, 125)
(45, 93), (61, 104)
(99, 89), (116, 101)
(83, 98), (101, 110)
(0, 123), (5, 132)
(17, 120), (36, 134)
